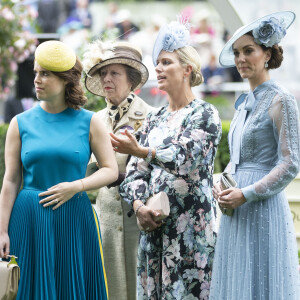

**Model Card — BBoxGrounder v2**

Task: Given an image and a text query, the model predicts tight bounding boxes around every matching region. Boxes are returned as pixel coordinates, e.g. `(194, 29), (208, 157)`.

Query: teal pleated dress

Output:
(8, 104), (108, 300)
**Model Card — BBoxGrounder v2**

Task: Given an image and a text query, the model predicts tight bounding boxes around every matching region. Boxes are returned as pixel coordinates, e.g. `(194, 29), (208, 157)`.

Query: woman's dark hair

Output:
(246, 32), (283, 70)
(53, 57), (87, 109)
(124, 65), (142, 91)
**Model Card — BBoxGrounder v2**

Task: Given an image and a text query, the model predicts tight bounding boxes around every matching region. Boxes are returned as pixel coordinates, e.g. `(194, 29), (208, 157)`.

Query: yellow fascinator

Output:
(35, 41), (76, 72)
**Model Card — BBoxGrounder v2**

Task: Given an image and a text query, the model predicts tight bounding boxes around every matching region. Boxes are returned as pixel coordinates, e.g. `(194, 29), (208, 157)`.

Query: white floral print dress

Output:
(120, 99), (222, 299)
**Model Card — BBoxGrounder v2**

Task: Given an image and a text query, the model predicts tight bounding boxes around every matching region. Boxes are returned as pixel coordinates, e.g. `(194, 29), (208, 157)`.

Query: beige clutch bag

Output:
(218, 172), (237, 217)
(0, 255), (20, 300)
(137, 191), (170, 230)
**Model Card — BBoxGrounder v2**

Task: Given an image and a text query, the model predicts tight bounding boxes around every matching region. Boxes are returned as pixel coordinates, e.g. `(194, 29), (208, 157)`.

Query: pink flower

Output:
(200, 281), (211, 300)
(147, 277), (155, 296)
(198, 269), (205, 281)
(176, 212), (190, 233)
(141, 271), (148, 292)
(173, 178), (189, 195)
(195, 252), (207, 269)
(162, 262), (172, 285)
(10, 61), (18, 72)
(2, 8), (15, 21)
(191, 129), (207, 142)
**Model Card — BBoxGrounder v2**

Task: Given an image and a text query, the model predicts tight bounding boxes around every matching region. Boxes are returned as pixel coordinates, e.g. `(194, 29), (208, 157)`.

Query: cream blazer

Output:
(93, 95), (153, 300)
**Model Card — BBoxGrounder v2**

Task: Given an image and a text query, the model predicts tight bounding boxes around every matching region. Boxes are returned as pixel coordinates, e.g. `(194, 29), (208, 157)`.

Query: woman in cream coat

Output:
(83, 40), (152, 300)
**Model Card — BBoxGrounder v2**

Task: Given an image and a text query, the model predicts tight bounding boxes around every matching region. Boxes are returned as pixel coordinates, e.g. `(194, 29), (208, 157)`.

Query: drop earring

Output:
(183, 77), (187, 82)
(264, 61), (269, 68)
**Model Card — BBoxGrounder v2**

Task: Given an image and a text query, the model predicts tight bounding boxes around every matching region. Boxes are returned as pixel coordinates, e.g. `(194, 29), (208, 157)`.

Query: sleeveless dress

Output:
(8, 104), (108, 300)
(209, 80), (300, 299)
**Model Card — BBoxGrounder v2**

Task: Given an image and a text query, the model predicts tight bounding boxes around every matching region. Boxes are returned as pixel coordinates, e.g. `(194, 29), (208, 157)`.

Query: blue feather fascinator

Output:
(152, 16), (190, 66)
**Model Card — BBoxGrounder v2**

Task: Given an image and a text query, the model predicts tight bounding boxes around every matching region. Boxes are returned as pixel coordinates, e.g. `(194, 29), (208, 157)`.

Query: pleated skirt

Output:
(209, 166), (300, 300)
(8, 189), (108, 300)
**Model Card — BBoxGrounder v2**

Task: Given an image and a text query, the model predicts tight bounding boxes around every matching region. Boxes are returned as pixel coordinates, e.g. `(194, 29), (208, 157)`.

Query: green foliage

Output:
(86, 190), (98, 205)
(205, 95), (235, 121)
(0, 124), (8, 189)
(214, 120), (231, 173)
(0, 0), (37, 99)
(83, 88), (106, 112)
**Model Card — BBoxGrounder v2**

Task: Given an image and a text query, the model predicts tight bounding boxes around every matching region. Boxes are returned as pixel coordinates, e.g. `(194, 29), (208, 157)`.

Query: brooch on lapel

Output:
(134, 111), (143, 116)
(134, 120), (143, 131)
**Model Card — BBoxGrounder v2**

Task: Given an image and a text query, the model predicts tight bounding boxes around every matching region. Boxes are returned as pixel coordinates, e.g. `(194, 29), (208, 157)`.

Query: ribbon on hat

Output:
(229, 91), (256, 174)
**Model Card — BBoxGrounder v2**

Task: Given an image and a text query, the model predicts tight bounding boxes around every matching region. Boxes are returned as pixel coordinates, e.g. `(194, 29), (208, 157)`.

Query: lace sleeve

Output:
(241, 93), (300, 202)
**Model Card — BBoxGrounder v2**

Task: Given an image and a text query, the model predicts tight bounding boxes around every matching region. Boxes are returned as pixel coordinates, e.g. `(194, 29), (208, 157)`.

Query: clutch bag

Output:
(137, 191), (170, 230)
(219, 172), (237, 217)
(0, 255), (20, 300)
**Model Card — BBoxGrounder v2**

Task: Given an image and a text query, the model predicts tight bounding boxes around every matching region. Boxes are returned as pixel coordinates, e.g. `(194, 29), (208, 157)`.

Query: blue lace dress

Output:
(209, 80), (300, 299)
(8, 104), (108, 300)
(120, 99), (222, 299)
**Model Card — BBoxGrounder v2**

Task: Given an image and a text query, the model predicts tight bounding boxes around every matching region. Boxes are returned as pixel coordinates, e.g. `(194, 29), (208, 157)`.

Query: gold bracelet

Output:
(80, 179), (85, 192)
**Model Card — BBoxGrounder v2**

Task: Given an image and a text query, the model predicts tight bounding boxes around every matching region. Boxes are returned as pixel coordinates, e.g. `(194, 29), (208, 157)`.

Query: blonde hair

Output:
(176, 46), (204, 87)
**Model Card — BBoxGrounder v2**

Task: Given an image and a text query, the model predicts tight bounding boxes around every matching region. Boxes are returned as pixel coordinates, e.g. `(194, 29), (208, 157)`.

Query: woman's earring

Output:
(183, 77), (187, 82)
(264, 61), (269, 68)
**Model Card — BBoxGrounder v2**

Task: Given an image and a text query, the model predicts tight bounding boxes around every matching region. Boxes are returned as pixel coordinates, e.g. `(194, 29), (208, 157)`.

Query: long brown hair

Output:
(53, 57), (87, 109)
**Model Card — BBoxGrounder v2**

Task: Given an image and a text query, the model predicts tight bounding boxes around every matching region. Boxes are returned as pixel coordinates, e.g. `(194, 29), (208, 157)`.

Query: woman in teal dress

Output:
(0, 41), (118, 299)
(210, 11), (300, 299)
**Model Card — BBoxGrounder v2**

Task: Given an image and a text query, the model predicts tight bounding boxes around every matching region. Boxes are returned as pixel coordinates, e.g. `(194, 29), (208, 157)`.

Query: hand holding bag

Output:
(137, 191), (170, 230)
(218, 172), (237, 217)
(0, 255), (20, 300)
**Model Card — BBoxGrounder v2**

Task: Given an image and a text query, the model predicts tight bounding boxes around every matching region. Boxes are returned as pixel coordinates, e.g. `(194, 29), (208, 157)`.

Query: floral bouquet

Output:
(0, 0), (37, 100)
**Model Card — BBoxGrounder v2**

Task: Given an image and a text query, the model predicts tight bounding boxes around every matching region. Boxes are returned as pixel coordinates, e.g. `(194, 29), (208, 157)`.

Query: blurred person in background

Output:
(210, 11), (300, 299)
(115, 19), (222, 299)
(202, 52), (226, 96)
(114, 9), (139, 40)
(83, 40), (152, 300)
(68, 0), (92, 29)
(4, 58), (36, 123)
(190, 9), (223, 73)
(37, 0), (69, 33)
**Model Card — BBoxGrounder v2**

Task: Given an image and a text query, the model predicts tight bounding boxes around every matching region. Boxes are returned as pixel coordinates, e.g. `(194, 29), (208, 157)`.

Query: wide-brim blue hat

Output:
(219, 11), (295, 68)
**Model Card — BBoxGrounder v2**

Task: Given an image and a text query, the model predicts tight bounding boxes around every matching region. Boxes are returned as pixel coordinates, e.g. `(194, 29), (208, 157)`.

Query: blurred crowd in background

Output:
(3, 0), (298, 123)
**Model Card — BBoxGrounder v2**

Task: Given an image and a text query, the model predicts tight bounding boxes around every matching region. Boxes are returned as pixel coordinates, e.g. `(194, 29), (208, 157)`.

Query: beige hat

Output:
(84, 41), (149, 96)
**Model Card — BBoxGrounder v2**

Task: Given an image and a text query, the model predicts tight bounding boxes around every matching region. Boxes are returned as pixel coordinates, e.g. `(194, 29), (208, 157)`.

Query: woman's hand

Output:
(213, 181), (222, 200)
(38, 181), (82, 210)
(133, 200), (161, 232)
(0, 232), (10, 258)
(110, 129), (146, 157)
(137, 206), (162, 232)
(218, 187), (246, 209)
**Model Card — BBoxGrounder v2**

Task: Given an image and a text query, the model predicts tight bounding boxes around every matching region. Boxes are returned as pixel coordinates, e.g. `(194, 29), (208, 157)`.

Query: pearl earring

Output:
(264, 61), (269, 68)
